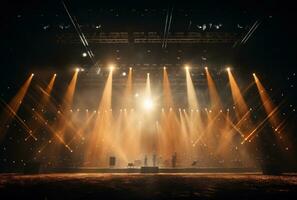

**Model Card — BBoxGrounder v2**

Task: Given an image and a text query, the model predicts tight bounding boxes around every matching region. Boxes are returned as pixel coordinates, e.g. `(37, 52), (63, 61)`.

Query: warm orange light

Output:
(0, 74), (34, 140)
(205, 66), (222, 111)
(109, 64), (115, 71)
(185, 66), (198, 109)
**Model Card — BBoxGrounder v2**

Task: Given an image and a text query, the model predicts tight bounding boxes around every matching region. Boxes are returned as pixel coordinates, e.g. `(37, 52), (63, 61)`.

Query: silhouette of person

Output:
(144, 155), (148, 166)
(153, 153), (156, 166)
(172, 152), (177, 168)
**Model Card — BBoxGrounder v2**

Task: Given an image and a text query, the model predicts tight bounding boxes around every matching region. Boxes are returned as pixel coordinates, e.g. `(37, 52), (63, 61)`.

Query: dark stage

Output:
(1, 173), (297, 199)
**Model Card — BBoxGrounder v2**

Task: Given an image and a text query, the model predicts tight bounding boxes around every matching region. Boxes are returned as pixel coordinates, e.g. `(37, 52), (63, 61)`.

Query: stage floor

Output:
(1, 173), (297, 199)
(40, 167), (261, 173)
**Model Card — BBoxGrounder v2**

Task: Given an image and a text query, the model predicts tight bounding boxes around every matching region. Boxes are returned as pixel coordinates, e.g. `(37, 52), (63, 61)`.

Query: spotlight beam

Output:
(185, 66), (198, 109)
(123, 67), (133, 108)
(0, 74), (34, 141)
(205, 67), (222, 112)
(32, 110), (72, 152)
(85, 69), (113, 165)
(253, 74), (280, 129)
(25, 74), (57, 140)
(192, 111), (222, 146)
(0, 99), (37, 140)
(241, 102), (283, 144)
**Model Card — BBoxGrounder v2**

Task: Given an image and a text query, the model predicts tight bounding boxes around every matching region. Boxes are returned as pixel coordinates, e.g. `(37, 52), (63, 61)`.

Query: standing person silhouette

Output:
(153, 153), (157, 167)
(172, 152), (177, 168)
(144, 155), (148, 166)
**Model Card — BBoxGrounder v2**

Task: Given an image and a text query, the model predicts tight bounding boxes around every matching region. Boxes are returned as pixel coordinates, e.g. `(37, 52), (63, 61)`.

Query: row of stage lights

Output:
(28, 65), (254, 113)
(29, 65), (245, 113)
(30, 65), (235, 77)
(91, 64), (233, 72)
(52, 107), (251, 114)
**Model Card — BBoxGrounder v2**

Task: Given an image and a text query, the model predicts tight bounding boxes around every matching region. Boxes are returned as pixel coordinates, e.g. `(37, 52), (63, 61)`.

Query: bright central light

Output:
(109, 64), (115, 72)
(143, 98), (153, 111)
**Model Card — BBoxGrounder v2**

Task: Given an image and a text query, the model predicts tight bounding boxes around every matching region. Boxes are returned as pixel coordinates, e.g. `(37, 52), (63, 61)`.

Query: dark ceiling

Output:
(0, 0), (296, 78)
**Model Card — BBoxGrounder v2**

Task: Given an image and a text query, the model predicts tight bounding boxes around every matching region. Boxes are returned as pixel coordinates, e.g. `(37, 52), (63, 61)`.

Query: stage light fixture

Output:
(31, 73), (34, 77)
(163, 66), (166, 70)
(75, 68), (80, 72)
(226, 67), (231, 72)
(204, 66), (208, 70)
(82, 52), (87, 57)
(54, 73), (57, 77)
(122, 72), (127, 76)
